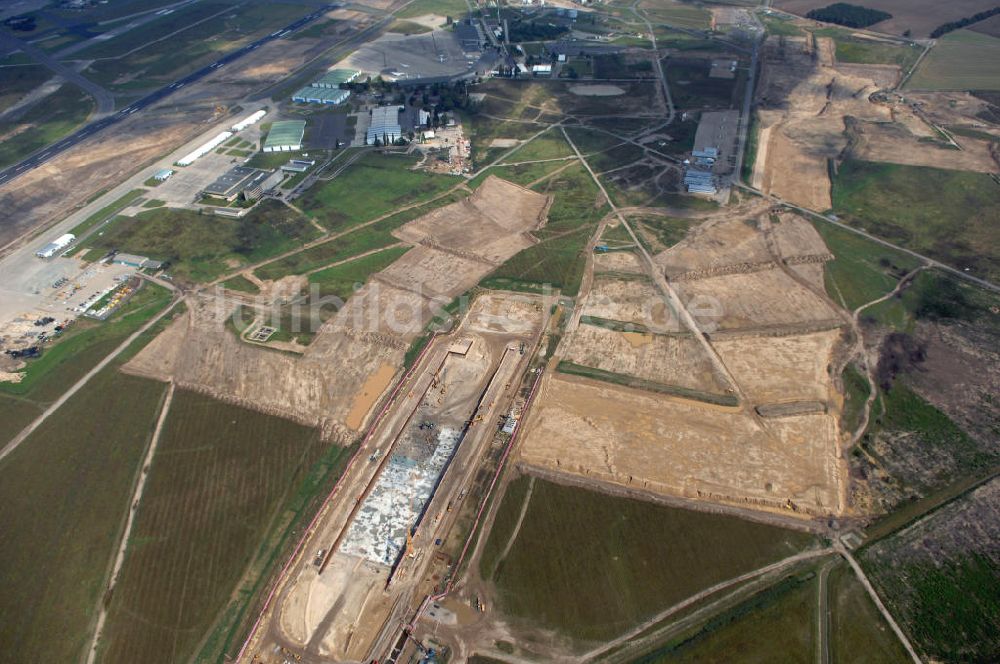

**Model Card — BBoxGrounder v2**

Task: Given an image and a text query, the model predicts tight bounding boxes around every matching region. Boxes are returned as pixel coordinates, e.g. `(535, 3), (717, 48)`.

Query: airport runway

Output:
(0, 4), (337, 189)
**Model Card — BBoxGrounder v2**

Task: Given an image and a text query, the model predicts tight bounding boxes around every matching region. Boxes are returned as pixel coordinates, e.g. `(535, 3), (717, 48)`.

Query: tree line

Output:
(930, 6), (1000, 38)
(805, 3), (892, 29)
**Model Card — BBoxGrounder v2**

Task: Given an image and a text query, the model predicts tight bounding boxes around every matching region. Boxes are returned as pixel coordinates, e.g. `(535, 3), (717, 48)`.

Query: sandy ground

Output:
(848, 118), (1000, 171)
(518, 374), (842, 516)
(755, 36), (895, 210)
(124, 177), (550, 441)
(519, 204), (848, 518)
(561, 323), (727, 396)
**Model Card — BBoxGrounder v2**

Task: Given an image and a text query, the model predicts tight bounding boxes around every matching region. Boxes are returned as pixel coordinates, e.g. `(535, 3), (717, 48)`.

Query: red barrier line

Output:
(409, 369), (545, 629)
(236, 333), (441, 662)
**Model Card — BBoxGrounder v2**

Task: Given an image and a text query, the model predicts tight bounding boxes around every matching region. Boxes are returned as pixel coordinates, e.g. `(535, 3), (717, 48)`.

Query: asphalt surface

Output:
(0, 4), (337, 189)
(0, 30), (115, 113)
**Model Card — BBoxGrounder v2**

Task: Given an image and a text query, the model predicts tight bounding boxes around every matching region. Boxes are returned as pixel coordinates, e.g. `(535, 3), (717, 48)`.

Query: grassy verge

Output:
(222, 274), (260, 294)
(68, 188), (146, 240)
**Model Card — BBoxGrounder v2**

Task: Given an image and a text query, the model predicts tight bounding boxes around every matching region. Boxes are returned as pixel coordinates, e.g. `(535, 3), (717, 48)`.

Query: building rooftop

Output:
(204, 166), (269, 199)
(292, 86), (350, 104)
(366, 106), (403, 145)
(264, 120), (306, 150)
(313, 69), (360, 87)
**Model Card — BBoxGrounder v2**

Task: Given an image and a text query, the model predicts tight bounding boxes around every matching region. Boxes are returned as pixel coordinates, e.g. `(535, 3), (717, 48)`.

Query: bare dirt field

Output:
(674, 268), (841, 332)
(560, 323), (728, 396)
(847, 118), (1000, 172)
(518, 374), (843, 516)
(520, 202), (850, 518)
(124, 177), (550, 442)
(393, 175), (548, 265)
(773, 0), (1000, 38)
(713, 329), (843, 403)
(755, 36), (895, 210)
(594, 249), (645, 275)
(579, 275), (666, 327)
(654, 215), (774, 277)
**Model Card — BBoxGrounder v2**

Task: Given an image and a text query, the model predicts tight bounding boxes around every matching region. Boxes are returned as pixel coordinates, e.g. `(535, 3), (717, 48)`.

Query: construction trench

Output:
(257, 294), (544, 663)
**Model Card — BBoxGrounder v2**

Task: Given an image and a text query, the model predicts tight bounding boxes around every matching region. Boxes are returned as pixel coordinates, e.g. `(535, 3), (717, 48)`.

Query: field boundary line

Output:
(84, 381), (176, 664)
(0, 291), (182, 464)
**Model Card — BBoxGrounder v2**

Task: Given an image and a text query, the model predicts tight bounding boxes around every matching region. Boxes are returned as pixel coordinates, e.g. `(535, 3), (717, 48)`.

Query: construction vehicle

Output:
(401, 629), (436, 662)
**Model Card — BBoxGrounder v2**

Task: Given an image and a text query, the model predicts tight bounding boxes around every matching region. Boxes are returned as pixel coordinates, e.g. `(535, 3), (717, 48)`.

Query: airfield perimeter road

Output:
(0, 4), (337, 189)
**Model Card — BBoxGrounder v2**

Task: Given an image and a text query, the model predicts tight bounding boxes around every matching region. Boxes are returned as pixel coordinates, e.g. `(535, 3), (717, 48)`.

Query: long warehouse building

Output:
(366, 106), (402, 145)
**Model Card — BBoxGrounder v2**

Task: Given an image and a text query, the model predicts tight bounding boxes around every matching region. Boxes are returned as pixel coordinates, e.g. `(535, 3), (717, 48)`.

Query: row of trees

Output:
(930, 6), (1000, 38)
(805, 3), (891, 29)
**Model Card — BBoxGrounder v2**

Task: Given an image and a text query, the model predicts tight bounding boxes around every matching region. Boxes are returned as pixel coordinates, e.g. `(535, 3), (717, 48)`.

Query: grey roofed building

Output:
(204, 166), (270, 201)
(366, 106), (403, 145)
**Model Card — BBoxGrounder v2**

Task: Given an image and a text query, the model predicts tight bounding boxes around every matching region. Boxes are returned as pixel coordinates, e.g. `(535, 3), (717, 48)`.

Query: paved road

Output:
(0, 30), (115, 113)
(0, 4), (336, 189)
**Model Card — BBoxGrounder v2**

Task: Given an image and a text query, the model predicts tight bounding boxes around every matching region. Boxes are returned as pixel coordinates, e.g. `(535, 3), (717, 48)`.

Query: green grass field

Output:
(827, 561), (911, 663)
(0, 368), (168, 664)
(396, 0), (469, 19)
(860, 482), (1000, 663)
(255, 191), (466, 281)
(68, 188), (146, 241)
(481, 163), (608, 296)
(297, 152), (458, 231)
(636, 0), (712, 29)
(810, 215), (921, 310)
(907, 29), (1000, 90)
(499, 130), (575, 163)
(81, 3), (312, 91)
(0, 83), (94, 169)
(481, 476), (818, 642)
(0, 63), (50, 112)
(830, 159), (1000, 282)
(81, 200), (320, 283)
(628, 571), (818, 663)
(222, 274), (260, 294)
(472, 159), (575, 189)
(97, 390), (341, 664)
(307, 246), (410, 301)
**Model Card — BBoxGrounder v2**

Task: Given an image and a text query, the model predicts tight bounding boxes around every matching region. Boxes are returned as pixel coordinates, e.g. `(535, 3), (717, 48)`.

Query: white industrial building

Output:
(176, 131), (232, 166)
(231, 109), (266, 132)
(35, 233), (75, 259)
(366, 106), (403, 145)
